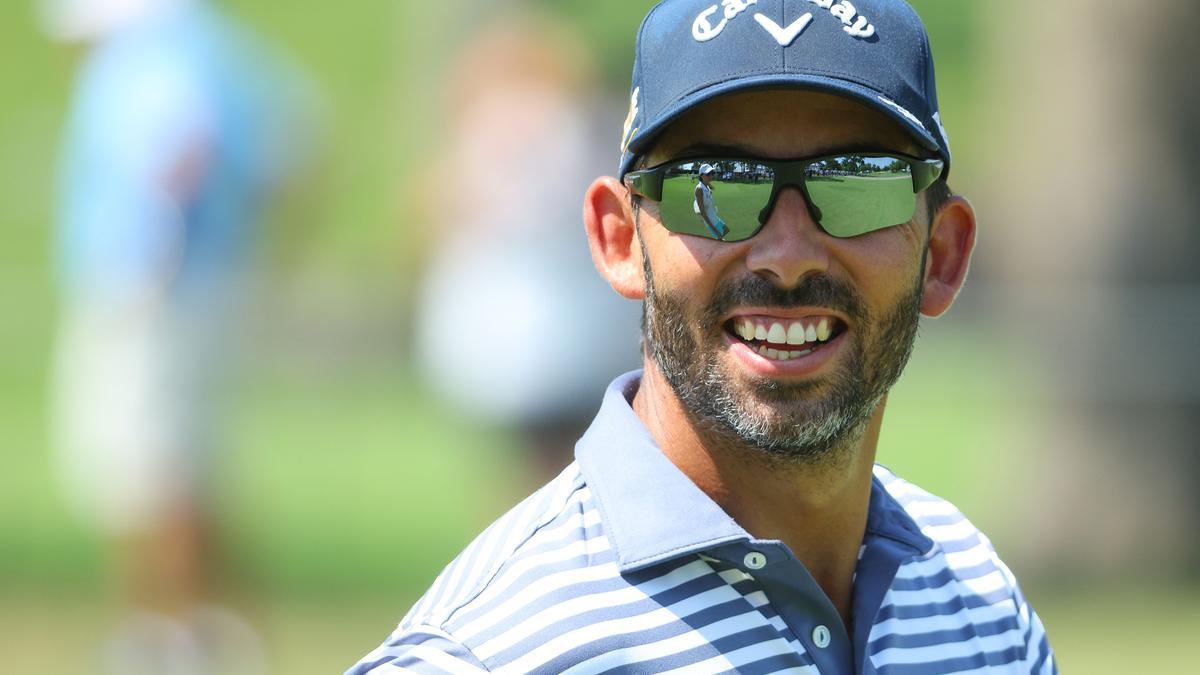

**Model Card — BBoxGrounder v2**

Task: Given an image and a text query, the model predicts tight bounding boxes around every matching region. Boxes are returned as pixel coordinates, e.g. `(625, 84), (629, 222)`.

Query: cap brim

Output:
(622, 74), (942, 177)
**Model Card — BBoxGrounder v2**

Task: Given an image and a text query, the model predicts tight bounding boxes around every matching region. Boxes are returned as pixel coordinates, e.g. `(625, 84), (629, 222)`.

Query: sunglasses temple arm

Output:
(624, 170), (664, 201)
(912, 159), (944, 193)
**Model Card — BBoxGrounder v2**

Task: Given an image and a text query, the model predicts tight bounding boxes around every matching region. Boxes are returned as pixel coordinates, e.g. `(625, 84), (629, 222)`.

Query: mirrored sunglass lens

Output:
(658, 162), (774, 241)
(804, 156), (916, 237)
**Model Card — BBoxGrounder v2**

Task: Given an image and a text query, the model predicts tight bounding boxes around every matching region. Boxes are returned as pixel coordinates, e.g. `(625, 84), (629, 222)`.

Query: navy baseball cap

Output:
(617, 0), (951, 179)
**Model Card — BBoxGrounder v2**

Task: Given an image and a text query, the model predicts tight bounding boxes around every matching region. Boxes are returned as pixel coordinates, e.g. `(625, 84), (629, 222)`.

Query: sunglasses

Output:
(624, 153), (944, 240)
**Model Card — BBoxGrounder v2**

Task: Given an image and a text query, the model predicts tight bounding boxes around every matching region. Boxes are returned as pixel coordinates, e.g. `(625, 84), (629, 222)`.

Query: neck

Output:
(632, 360), (885, 625)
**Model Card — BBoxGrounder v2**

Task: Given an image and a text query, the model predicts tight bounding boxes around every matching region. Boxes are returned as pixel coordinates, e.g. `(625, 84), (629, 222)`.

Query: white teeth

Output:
(767, 323), (786, 344)
(747, 344), (827, 361)
(786, 322), (806, 345)
(738, 320), (755, 340)
(736, 316), (836, 350)
(757, 347), (817, 361)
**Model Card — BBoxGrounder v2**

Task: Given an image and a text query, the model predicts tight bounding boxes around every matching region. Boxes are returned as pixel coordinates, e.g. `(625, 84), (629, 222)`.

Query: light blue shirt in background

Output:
(55, 2), (305, 302)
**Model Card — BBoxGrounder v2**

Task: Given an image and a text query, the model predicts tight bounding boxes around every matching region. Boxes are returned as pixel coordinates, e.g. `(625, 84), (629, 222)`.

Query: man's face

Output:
(637, 89), (931, 463)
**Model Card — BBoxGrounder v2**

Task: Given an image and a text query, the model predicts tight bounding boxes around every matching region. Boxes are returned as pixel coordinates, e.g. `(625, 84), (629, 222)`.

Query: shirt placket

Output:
(709, 541), (855, 675)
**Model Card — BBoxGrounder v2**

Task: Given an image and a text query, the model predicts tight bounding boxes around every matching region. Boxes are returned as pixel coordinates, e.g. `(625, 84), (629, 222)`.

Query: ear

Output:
(583, 176), (645, 300)
(920, 195), (976, 317)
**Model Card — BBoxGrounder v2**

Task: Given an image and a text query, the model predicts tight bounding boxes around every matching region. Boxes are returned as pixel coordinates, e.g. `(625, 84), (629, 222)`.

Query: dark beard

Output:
(641, 240), (923, 465)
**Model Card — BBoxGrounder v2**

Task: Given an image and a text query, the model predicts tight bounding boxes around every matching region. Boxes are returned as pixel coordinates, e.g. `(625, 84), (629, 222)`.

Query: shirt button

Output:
(812, 624), (831, 649)
(743, 551), (767, 569)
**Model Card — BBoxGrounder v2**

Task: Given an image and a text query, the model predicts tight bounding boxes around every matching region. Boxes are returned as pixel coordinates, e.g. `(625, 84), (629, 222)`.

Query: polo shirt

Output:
(348, 371), (1056, 674)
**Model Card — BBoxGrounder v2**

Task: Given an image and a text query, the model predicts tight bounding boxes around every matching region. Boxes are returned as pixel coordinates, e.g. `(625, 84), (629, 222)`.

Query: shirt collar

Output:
(865, 467), (933, 554)
(575, 370), (931, 573)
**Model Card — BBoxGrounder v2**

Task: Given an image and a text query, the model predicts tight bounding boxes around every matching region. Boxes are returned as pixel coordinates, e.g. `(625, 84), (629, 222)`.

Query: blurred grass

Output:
(219, 364), (529, 599)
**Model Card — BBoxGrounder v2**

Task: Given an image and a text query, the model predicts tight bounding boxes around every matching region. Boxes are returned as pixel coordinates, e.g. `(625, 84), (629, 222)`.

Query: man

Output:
(349, 1), (1056, 673)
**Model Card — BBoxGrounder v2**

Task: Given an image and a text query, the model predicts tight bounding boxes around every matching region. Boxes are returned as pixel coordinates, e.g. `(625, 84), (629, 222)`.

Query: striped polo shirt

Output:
(348, 371), (1056, 674)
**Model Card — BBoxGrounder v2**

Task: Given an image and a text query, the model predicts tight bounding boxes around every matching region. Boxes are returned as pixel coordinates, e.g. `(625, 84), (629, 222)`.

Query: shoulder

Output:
(347, 463), (608, 673)
(875, 464), (1017, 592)
(347, 624), (489, 674)
(874, 464), (987, 550)
(871, 466), (1057, 674)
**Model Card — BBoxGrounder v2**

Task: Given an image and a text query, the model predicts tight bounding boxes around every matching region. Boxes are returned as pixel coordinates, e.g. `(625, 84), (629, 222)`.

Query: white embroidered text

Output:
(692, 0), (758, 42)
(805, 0), (875, 38)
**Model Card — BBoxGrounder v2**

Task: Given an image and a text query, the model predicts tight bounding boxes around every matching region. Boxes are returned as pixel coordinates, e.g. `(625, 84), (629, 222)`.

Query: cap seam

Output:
(779, 0), (788, 71)
(619, 1), (659, 170)
(635, 1), (667, 125)
(921, 33), (930, 100)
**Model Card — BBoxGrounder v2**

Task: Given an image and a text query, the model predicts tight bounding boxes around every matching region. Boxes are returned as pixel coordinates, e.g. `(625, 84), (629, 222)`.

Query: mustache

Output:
(704, 273), (866, 323)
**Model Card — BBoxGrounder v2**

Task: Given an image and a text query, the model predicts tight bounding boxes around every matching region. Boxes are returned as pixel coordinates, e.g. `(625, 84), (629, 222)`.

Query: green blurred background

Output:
(3, 0), (1199, 673)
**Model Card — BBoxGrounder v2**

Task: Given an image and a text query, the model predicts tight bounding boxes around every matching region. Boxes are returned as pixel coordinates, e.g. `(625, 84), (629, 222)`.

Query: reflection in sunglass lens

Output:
(659, 161), (774, 242)
(804, 155), (916, 237)
(651, 155), (921, 241)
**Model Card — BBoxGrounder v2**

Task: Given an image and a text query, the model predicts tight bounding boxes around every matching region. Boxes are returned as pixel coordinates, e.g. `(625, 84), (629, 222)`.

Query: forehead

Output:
(645, 89), (921, 163)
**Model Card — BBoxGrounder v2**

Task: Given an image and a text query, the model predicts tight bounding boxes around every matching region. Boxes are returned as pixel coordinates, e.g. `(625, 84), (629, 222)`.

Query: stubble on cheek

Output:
(639, 233), (923, 464)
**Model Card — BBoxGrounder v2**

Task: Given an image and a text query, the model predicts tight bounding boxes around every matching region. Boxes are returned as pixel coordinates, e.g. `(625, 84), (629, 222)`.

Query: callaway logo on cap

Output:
(618, 0), (952, 179)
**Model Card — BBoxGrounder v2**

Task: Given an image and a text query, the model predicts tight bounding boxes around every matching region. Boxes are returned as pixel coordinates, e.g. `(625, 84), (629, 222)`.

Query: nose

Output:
(743, 185), (831, 288)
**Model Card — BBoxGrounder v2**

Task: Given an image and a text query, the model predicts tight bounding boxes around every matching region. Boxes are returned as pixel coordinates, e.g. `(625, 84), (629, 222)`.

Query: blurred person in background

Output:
(42, 0), (316, 672)
(411, 10), (640, 482)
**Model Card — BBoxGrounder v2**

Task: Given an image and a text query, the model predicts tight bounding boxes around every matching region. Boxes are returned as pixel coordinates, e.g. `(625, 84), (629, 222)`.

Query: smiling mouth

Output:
(724, 315), (848, 361)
